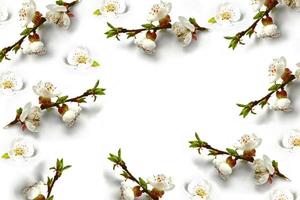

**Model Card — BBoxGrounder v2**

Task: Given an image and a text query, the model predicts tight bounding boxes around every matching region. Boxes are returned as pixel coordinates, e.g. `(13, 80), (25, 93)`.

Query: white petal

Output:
(270, 189), (295, 200)
(0, 4), (9, 21)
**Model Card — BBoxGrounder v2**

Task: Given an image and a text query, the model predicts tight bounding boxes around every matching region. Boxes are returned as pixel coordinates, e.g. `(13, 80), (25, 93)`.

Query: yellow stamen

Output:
(196, 188), (207, 198)
(220, 12), (232, 20)
(2, 80), (14, 89)
(14, 147), (25, 156)
(104, 4), (117, 12)
(292, 138), (300, 147)
(77, 56), (88, 64)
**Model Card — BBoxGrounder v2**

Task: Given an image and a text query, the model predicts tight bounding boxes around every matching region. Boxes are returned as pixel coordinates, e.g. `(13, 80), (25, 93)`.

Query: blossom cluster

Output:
(238, 56), (300, 117)
(225, 0), (300, 49)
(23, 159), (71, 200)
(189, 133), (288, 185)
(0, 0), (79, 63)
(105, 0), (208, 54)
(5, 80), (105, 132)
(108, 149), (175, 200)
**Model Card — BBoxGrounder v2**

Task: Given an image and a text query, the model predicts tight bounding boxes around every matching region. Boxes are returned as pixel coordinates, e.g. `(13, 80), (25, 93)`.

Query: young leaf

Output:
(208, 17), (217, 24)
(1, 153), (10, 159)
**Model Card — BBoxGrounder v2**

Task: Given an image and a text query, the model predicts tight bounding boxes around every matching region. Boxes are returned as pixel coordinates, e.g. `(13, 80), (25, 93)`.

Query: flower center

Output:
(195, 188), (207, 198)
(292, 138), (300, 147)
(276, 194), (288, 200)
(220, 12), (232, 20)
(44, 82), (55, 93)
(2, 80), (14, 89)
(77, 55), (88, 64)
(13, 147), (25, 156)
(104, 3), (117, 12)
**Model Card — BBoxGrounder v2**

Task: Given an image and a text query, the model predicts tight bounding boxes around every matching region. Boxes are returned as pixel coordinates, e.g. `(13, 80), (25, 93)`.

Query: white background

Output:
(0, 0), (300, 199)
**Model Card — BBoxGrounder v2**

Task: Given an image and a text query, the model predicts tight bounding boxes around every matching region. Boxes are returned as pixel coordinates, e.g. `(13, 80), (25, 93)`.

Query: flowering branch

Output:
(47, 159), (71, 199)
(24, 159), (71, 200)
(225, 0), (279, 50)
(189, 133), (288, 184)
(5, 80), (105, 132)
(238, 57), (298, 118)
(108, 149), (174, 200)
(105, 1), (208, 54)
(0, 0), (79, 62)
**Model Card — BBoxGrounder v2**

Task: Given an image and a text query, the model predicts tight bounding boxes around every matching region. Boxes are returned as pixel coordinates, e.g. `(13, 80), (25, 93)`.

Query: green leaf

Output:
(189, 18), (197, 25)
(56, 0), (64, 5)
(268, 84), (281, 91)
(91, 60), (100, 67)
(253, 11), (266, 19)
(56, 96), (68, 104)
(1, 153), (10, 159)
(20, 28), (33, 36)
(226, 148), (239, 157)
(139, 178), (148, 190)
(93, 9), (102, 16)
(142, 23), (156, 30)
(16, 107), (23, 115)
(272, 160), (278, 169)
(46, 195), (54, 200)
(118, 148), (122, 159)
(208, 17), (217, 24)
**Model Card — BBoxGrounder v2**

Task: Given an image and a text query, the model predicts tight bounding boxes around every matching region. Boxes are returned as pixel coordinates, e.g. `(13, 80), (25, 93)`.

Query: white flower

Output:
(100, 0), (127, 17)
(67, 47), (94, 68)
(0, 71), (24, 95)
(234, 134), (262, 151)
(8, 138), (35, 161)
(250, 0), (264, 11)
(24, 181), (47, 200)
(253, 155), (275, 185)
(282, 130), (300, 150)
(22, 40), (47, 56)
(46, 4), (70, 29)
(20, 102), (41, 132)
(120, 181), (135, 200)
(134, 34), (156, 54)
(269, 97), (291, 112)
(294, 63), (300, 80)
(147, 0), (172, 22)
(186, 179), (212, 200)
(147, 174), (175, 191)
(279, 0), (300, 8)
(268, 56), (286, 82)
(212, 155), (232, 180)
(0, 4), (9, 22)
(18, 0), (36, 27)
(62, 105), (82, 127)
(270, 189), (295, 200)
(215, 3), (241, 25)
(257, 24), (281, 39)
(172, 16), (196, 47)
(33, 81), (61, 98)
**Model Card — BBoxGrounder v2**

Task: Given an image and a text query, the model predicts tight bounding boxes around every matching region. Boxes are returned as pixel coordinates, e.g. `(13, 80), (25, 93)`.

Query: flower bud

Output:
(262, 16), (273, 26)
(32, 11), (43, 25)
(58, 104), (69, 115)
(159, 15), (171, 28)
(132, 186), (143, 197)
(150, 188), (165, 199)
(276, 90), (287, 99)
(38, 96), (52, 107)
(29, 33), (41, 43)
(34, 194), (46, 200)
(281, 68), (293, 82)
(146, 31), (157, 41)
(243, 149), (256, 161)
(264, 0), (278, 9)
(226, 156), (236, 168)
